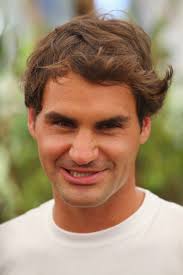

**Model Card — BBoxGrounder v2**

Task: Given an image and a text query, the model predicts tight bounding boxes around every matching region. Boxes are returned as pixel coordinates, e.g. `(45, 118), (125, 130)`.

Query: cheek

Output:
(36, 134), (70, 161)
(102, 135), (140, 163)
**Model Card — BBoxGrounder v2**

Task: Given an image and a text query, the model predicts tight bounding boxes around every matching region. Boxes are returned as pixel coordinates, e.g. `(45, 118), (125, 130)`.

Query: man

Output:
(0, 13), (182, 275)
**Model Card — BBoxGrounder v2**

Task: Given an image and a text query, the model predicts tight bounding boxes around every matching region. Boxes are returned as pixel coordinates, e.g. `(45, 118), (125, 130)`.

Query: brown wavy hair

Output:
(23, 13), (173, 125)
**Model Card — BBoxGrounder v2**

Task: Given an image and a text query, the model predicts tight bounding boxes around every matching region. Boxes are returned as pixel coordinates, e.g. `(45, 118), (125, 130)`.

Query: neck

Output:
(52, 183), (145, 233)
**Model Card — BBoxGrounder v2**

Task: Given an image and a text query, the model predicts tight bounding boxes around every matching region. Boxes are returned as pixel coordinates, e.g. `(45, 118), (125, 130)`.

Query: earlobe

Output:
(27, 108), (36, 139)
(140, 116), (151, 144)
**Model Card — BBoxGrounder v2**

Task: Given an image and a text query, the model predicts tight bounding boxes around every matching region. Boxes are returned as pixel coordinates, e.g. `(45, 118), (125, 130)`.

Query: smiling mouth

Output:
(60, 168), (107, 185)
(65, 169), (98, 177)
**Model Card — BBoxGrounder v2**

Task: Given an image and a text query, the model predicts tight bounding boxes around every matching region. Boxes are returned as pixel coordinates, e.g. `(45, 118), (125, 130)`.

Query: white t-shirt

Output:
(0, 188), (183, 275)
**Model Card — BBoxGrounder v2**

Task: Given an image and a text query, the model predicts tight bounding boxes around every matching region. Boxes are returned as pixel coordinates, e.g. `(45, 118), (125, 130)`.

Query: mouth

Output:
(60, 168), (107, 185)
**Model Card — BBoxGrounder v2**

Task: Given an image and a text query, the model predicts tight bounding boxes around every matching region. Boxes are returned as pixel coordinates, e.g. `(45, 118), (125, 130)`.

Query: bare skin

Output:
(52, 180), (145, 233)
(28, 72), (151, 233)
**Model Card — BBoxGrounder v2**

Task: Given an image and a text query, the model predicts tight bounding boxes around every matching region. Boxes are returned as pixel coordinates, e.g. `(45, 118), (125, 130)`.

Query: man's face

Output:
(28, 72), (150, 208)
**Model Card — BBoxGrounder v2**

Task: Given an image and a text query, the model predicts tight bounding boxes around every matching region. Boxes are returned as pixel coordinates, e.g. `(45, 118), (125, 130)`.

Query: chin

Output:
(61, 196), (104, 208)
(53, 178), (114, 209)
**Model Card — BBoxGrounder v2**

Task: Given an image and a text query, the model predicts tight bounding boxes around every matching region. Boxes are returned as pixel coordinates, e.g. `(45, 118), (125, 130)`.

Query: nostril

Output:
(68, 148), (98, 165)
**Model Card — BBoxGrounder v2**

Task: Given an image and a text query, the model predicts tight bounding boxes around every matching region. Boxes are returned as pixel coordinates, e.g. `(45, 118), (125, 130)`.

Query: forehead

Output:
(42, 72), (136, 118)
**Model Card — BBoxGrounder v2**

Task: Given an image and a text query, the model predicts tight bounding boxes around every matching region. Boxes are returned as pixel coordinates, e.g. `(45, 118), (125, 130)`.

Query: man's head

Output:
(23, 13), (173, 127)
(24, 14), (173, 209)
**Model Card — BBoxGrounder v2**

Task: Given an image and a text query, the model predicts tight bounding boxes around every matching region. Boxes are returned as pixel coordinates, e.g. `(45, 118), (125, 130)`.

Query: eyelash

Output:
(98, 124), (122, 130)
(53, 121), (75, 128)
(52, 121), (123, 131)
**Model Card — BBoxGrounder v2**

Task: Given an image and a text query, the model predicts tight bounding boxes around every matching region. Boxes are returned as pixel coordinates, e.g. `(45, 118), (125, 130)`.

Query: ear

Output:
(140, 116), (151, 144)
(27, 108), (37, 139)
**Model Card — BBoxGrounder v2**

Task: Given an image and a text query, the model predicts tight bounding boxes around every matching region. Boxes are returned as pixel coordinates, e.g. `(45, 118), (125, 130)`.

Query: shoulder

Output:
(159, 198), (183, 231)
(0, 199), (53, 230)
(156, 194), (183, 221)
(0, 200), (54, 271)
(143, 188), (183, 221)
(0, 199), (53, 249)
(146, 190), (183, 237)
(139, 188), (183, 252)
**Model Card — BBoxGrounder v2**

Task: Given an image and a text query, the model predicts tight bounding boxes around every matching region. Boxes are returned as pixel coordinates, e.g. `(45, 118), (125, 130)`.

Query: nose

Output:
(68, 129), (99, 165)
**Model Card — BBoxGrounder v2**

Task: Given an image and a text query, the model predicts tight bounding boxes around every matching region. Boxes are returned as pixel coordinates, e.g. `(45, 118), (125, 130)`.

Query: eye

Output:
(52, 120), (76, 129)
(97, 122), (123, 130)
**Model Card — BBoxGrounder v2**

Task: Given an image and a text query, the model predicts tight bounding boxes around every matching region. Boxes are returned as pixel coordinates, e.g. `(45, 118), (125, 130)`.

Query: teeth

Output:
(69, 171), (95, 177)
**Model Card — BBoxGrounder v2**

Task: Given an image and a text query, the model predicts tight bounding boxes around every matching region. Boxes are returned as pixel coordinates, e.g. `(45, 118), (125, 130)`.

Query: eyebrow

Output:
(44, 111), (130, 128)
(44, 112), (78, 127)
(95, 115), (130, 129)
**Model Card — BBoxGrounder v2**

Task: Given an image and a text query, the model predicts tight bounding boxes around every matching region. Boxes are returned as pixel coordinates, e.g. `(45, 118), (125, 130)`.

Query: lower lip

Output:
(60, 168), (107, 185)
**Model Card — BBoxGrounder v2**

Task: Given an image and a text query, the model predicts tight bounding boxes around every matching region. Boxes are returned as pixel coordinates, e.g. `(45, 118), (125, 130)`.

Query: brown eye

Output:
(98, 123), (123, 130)
(54, 120), (75, 128)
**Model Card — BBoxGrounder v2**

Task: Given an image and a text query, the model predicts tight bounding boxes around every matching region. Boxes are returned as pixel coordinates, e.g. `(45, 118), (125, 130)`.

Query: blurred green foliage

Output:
(0, 11), (183, 224)
(137, 111), (183, 203)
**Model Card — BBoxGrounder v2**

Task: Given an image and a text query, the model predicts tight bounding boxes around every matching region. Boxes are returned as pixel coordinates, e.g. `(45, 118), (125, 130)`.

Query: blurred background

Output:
(0, 0), (183, 223)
